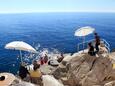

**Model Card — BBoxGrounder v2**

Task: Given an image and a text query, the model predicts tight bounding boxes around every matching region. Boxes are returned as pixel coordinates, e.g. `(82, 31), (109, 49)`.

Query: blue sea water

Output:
(0, 12), (115, 74)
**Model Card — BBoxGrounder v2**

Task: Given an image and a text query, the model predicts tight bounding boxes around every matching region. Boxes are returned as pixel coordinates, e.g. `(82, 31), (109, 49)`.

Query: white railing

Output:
(77, 39), (110, 53)
(101, 39), (110, 53)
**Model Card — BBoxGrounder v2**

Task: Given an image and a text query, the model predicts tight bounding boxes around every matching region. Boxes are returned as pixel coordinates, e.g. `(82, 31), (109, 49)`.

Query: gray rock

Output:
(104, 81), (115, 86)
(81, 56), (112, 86)
(52, 53), (113, 86)
(13, 81), (37, 86)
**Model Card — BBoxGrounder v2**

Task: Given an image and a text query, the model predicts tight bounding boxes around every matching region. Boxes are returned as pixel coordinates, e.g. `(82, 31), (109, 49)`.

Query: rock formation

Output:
(52, 53), (115, 86)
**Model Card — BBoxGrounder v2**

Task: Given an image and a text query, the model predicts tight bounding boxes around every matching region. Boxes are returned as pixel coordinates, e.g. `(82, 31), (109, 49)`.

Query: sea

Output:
(0, 12), (115, 74)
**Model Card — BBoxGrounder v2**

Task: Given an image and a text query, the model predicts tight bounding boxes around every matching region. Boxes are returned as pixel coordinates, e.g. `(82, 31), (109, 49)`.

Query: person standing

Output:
(94, 32), (100, 53)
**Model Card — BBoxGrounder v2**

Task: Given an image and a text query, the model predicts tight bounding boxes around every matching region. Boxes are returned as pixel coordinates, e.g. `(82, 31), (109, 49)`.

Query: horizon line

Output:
(0, 11), (115, 14)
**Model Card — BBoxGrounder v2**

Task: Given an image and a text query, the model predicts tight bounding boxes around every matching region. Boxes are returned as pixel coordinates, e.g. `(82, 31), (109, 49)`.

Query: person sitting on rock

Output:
(57, 53), (64, 63)
(44, 54), (48, 64)
(40, 56), (44, 65)
(88, 42), (95, 56)
(29, 62), (43, 86)
(19, 62), (29, 80)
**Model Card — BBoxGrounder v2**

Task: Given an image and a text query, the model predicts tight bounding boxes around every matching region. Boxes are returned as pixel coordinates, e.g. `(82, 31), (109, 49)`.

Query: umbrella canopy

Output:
(5, 41), (37, 63)
(5, 41), (37, 53)
(74, 26), (95, 52)
(74, 26), (95, 37)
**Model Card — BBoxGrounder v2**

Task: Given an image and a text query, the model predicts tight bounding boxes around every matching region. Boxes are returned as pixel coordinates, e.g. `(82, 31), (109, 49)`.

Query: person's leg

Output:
(88, 51), (92, 56)
(95, 44), (99, 53)
(88, 52), (91, 55)
(92, 51), (96, 56)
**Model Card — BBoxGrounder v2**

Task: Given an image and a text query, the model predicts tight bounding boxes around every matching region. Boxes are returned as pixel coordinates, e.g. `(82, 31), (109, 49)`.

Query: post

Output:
(83, 36), (85, 53)
(77, 44), (79, 52)
(19, 50), (23, 63)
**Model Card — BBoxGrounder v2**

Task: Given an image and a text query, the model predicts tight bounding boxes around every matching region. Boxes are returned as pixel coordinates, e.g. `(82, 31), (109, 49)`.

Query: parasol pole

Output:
(19, 50), (23, 63)
(83, 36), (85, 53)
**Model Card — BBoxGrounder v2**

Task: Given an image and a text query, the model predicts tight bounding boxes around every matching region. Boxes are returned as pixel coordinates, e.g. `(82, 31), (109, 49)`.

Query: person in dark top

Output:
(44, 54), (48, 64)
(40, 56), (44, 65)
(94, 32), (100, 53)
(57, 53), (64, 63)
(88, 42), (95, 56)
(19, 62), (29, 80)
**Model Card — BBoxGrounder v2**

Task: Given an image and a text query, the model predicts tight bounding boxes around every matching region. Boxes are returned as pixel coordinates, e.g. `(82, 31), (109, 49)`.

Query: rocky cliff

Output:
(52, 53), (115, 86)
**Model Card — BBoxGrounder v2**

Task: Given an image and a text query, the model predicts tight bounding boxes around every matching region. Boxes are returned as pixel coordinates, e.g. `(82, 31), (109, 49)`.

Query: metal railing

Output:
(77, 39), (110, 53)
(101, 39), (110, 53)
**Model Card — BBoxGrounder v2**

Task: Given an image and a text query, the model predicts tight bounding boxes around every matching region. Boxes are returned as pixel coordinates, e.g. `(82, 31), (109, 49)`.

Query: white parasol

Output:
(74, 26), (95, 51)
(5, 41), (37, 62)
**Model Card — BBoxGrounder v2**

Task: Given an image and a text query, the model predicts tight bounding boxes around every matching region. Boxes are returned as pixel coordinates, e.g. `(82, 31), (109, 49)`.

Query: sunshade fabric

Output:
(5, 41), (37, 53)
(74, 26), (95, 37)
